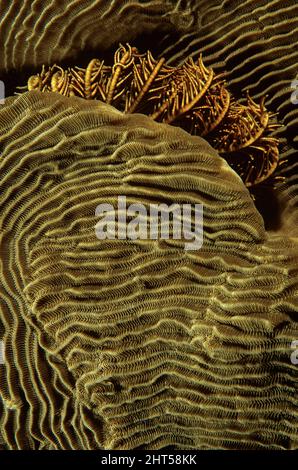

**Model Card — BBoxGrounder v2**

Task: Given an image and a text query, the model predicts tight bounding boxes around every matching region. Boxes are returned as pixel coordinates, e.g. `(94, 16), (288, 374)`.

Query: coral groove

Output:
(0, 91), (297, 449)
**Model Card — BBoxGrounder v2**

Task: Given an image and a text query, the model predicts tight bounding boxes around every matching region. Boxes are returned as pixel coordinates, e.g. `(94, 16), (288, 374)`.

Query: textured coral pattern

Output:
(159, 0), (298, 233)
(0, 0), (190, 73)
(2, 0), (297, 227)
(0, 91), (298, 449)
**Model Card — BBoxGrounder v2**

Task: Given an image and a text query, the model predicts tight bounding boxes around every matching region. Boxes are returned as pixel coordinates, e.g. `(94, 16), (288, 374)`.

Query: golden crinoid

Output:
(20, 43), (280, 189)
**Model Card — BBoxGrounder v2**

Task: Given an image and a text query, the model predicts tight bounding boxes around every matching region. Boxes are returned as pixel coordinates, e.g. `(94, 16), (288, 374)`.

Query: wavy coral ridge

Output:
(2, 0), (297, 231)
(160, 0), (298, 232)
(0, 91), (297, 450)
(0, 0), (188, 73)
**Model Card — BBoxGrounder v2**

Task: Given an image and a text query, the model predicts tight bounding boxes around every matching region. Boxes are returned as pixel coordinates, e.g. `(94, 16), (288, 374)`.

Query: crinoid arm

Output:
(20, 43), (280, 189)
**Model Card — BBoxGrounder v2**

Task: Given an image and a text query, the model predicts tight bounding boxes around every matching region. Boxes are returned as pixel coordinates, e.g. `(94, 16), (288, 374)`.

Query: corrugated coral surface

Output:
(0, 91), (297, 449)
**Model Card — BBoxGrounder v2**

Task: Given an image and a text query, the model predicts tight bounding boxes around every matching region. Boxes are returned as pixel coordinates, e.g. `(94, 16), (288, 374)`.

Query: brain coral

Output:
(0, 0), (191, 73)
(0, 91), (297, 449)
(160, 0), (298, 235)
(2, 0), (297, 232)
